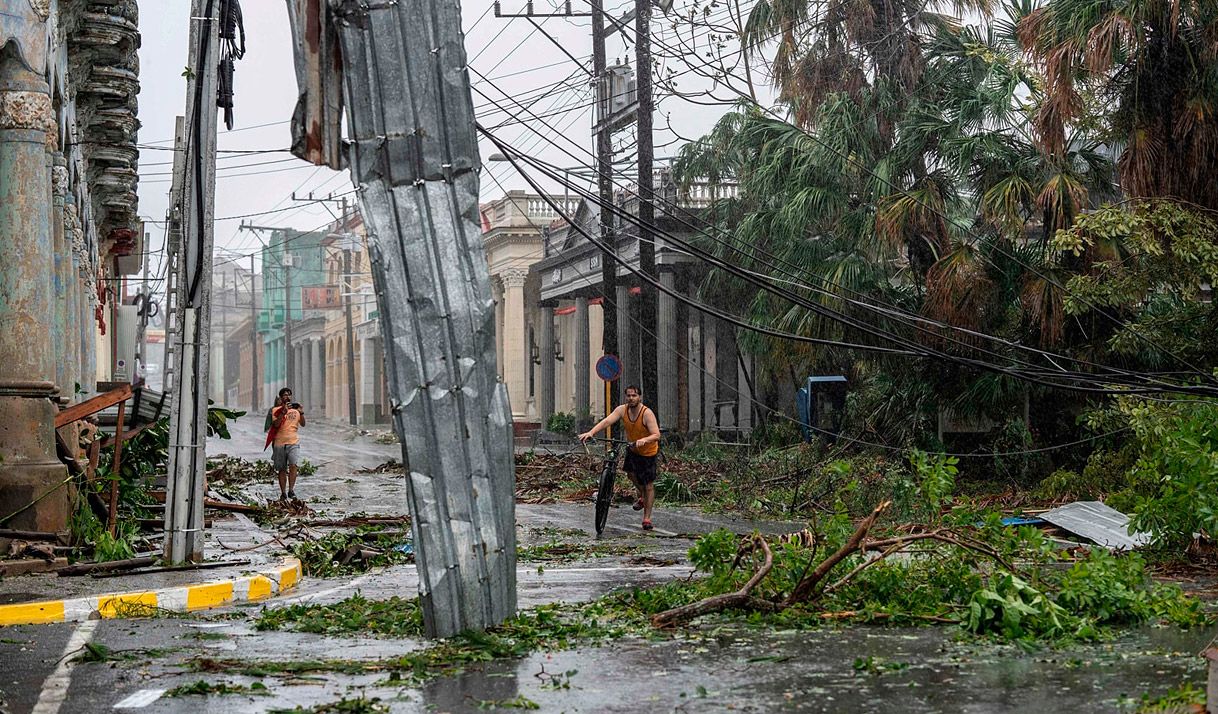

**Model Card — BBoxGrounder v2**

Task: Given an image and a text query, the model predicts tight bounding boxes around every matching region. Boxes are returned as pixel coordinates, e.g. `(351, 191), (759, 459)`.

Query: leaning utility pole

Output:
(591, 0), (619, 417)
(164, 0), (220, 563)
(302, 0), (516, 638)
(635, 0), (658, 406)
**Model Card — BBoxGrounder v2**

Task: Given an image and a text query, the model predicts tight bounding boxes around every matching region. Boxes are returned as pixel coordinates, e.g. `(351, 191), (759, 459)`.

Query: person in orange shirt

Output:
(578, 385), (662, 530)
(267, 387), (307, 500)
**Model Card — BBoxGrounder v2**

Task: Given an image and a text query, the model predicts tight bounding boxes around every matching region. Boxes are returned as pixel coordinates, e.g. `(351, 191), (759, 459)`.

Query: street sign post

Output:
(595, 354), (621, 440)
(595, 354), (621, 382)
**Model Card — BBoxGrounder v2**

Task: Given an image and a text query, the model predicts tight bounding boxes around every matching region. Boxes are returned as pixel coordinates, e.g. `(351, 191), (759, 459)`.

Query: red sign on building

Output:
(301, 285), (342, 310)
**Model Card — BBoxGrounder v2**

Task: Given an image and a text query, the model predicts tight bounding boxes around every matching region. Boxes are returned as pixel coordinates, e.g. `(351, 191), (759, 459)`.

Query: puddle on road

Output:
(414, 624), (1208, 713)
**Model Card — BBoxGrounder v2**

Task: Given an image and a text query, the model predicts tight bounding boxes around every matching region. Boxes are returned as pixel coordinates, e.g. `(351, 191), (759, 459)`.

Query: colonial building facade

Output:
(1, 1), (144, 531)
(481, 179), (755, 439)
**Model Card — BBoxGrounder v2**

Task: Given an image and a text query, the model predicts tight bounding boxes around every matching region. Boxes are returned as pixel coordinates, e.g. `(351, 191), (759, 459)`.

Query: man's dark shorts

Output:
(623, 451), (658, 485)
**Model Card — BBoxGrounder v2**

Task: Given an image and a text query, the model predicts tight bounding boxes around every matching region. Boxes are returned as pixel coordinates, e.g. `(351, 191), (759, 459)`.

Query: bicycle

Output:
(585, 437), (632, 536)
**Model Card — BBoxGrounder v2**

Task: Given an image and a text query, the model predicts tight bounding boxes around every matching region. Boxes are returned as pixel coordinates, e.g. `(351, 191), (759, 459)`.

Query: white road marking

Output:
(31, 619), (100, 714)
(113, 689), (167, 709)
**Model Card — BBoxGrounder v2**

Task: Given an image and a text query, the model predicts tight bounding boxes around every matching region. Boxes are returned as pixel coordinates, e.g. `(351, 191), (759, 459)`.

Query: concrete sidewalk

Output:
(0, 512), (301, 627)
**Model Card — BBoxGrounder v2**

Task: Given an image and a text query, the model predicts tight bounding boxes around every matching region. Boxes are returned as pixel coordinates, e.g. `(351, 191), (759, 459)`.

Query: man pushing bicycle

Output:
(578, 385), (662, 531)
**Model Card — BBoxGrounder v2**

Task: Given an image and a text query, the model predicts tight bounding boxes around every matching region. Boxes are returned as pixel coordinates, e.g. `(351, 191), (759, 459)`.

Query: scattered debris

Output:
(0, 557), (69, 576)
(355, 459), (405, 474)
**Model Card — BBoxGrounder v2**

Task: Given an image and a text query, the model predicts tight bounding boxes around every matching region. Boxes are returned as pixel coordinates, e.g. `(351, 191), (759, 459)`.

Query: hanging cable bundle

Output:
(217, 0), (247, 130)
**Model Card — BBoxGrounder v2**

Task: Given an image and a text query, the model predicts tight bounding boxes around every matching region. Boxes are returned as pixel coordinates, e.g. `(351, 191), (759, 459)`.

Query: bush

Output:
(546, 412), (576, 436)
(1118, 399), (1218, 549)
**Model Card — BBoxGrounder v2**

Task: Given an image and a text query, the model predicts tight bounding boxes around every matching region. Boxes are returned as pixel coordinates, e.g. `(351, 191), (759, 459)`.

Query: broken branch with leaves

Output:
(651, 501), (1010, 628)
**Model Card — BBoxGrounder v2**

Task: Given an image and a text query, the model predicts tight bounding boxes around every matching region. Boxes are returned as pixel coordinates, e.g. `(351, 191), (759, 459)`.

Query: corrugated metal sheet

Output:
(326, 0), (517, 637)
(1040, 501), (1150, 551)
(285, 0), (346, 170)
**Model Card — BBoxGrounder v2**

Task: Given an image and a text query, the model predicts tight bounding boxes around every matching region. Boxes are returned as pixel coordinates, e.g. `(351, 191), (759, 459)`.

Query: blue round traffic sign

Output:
(595, 354), (622, 382)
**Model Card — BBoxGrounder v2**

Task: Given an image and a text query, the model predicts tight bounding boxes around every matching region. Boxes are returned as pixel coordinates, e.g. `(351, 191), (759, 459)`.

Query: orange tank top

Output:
(623, 405), (659, 457)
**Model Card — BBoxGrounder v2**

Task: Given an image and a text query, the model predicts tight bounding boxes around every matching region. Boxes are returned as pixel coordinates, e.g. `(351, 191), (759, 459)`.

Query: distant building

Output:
(481, 175), (754, 439)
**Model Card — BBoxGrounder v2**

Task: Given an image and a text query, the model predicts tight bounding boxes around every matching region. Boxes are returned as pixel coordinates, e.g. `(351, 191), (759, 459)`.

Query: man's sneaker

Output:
(632, 498), (644, 511)
(288, 490), (297, 499)
(279, 492), (288, 502)
(641, 519), (654, 531)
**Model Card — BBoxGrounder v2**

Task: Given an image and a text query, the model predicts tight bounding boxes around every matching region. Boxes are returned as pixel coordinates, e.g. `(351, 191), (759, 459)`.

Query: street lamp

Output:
(487, 153), (596, 217)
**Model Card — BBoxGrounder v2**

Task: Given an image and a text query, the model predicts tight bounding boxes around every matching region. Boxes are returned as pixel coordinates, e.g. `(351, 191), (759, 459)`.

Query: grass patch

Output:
(269, 695), (388, 713)
(516, 540), (638, 563)
(166, 680), (269, 697)
(195, 600), (643, 685)
(255, 594), (423, 638)
(475, 695), (540, 710)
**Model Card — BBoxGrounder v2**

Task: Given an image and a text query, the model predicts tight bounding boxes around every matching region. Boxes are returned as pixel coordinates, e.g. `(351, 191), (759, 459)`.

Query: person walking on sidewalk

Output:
(578, 385), (662, 530)
(265, 387), (306, 501)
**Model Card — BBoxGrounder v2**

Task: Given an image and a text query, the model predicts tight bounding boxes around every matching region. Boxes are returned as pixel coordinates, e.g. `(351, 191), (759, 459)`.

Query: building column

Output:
(501, 268), (528, 422)
(538, 305), (554, 428)
(0, 35), (70, 531)
(65, 212), (80, 398)
(51, 153), (70, 399)
(615, 284), (632, 390)
(657, 271), (678, 426)
(295, 342), (305, 394)
(687, 298), (703, 433)
(373, 336), (385, 423)
(310, 339), (323, 415)
(360, 336), (376, 424)
(574, 296), (590, 423)
(716, 319), (739, 430)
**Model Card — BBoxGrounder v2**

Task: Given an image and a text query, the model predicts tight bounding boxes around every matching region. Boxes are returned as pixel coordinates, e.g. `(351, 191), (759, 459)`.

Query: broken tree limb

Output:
(784, 500), (891, 606)
(0, 528), (65, 542)
(651, 535), (781, 628)
(91, 559), (251, 578)
(56, 555), (158, 576)
(821, 540), (909, 597)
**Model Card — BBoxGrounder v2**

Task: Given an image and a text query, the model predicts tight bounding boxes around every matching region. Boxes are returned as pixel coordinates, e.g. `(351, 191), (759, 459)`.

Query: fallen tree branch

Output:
(816, 610), (959, 624)
(784, 500), (891, 606)
(822, 540), (909, 597)
(651, 535), (780, 628)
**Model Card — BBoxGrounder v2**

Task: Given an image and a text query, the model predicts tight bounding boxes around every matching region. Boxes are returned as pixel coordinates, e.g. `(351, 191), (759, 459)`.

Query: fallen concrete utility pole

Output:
(286, 0), (517, 637)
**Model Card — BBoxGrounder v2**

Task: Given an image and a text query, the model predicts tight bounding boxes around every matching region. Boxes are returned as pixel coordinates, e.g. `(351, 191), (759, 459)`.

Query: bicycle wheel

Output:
(594, 464), (614, 536)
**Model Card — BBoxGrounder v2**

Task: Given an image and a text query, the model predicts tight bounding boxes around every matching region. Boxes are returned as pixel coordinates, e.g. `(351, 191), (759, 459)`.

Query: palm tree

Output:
(1018, 0), (1218, 208)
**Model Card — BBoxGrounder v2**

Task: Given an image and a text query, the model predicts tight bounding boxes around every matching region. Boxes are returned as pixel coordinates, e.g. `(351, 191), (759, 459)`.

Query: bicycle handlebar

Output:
(584, 436), (633, 445)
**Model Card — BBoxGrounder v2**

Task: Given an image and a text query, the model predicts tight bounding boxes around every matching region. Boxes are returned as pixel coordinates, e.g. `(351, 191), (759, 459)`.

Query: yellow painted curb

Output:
(0, 557), (303, 627)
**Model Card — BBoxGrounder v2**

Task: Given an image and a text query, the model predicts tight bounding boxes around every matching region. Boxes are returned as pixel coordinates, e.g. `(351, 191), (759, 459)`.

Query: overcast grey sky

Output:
(136, 0), (759, 279)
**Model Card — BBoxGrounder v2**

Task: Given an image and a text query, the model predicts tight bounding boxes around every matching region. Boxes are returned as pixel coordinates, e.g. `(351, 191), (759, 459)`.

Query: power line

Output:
(482, 167), (1131, 457)
(480, 125), (1218, 397)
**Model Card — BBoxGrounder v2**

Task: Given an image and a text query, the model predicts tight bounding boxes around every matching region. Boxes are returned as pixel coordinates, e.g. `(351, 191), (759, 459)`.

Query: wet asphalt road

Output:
(0, 418), (1210, 712)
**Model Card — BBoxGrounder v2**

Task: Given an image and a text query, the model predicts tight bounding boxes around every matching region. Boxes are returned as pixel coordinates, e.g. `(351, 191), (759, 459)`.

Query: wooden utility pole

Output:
(342, 200), (358, 424)
(164, 0), (220, 564)
(636, 0), (658, 405)
(284, 249), (295, 390)
(249, 254), (259, 413)
(592, 0), (619, 422)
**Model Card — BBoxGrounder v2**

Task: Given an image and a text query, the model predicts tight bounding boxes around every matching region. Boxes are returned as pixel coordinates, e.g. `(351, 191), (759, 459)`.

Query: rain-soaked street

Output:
(0, 421), (1209, 713)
